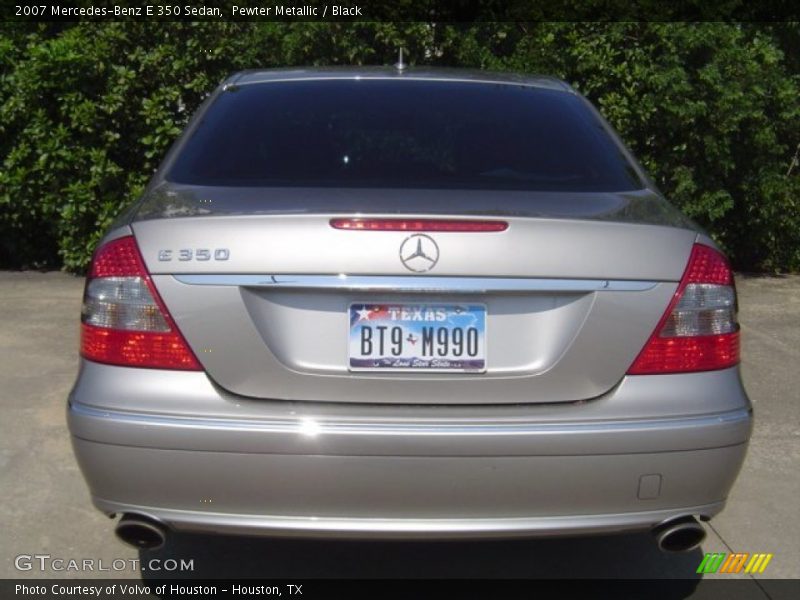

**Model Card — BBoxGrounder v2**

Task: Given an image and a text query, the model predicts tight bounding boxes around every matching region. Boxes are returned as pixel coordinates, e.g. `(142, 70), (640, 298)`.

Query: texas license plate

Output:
(348, 303), (486, 372)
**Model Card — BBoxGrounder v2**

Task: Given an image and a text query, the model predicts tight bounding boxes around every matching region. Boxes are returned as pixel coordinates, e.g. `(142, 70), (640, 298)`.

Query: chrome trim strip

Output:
(70, 402), (750, 438)
(93, 499), (726, 537)
(172, 274), (659, 293)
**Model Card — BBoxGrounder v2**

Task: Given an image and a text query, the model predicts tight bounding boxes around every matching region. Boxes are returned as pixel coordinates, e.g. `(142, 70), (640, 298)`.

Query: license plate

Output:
(348, 303), (486, 372)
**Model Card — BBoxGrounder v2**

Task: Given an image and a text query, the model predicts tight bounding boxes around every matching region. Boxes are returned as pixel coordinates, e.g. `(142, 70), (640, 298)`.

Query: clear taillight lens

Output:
(82, 277), (170, 331)
(627, 244), (740, 375)
(659, 284), (737, 337)
(80, 236), (201, 371)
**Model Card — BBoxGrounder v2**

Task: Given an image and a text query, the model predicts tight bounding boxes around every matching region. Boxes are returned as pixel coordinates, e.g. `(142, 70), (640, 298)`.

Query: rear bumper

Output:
(73, 438), (744, 539)
(67, 362), (752, 539)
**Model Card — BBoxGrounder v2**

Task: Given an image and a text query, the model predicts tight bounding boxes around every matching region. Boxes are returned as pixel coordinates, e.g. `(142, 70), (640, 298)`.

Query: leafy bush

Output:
(1, 22), (798, 271)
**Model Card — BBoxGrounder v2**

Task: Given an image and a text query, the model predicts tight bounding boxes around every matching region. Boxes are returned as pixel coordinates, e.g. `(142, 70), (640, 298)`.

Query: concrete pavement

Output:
(0, 271), (797, 594)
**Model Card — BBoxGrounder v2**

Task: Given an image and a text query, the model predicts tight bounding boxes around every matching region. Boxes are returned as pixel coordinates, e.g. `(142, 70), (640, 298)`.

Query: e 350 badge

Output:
(158, 248), (230, 262)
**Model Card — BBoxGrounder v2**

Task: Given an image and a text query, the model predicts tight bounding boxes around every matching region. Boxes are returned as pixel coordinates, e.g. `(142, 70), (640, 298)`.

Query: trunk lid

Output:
(132, 187), (696, 404)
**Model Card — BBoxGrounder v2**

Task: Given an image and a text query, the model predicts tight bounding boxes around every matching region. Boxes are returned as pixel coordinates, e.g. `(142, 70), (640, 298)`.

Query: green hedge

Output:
(1, 22), (799, 272)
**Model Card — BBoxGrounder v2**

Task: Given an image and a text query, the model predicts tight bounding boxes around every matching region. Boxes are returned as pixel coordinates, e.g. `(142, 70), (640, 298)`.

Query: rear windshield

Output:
(167, 80), (643, 192)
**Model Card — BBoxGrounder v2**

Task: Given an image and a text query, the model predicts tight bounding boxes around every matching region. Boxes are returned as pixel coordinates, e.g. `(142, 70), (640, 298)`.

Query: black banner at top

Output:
(4, 0), (800, 23)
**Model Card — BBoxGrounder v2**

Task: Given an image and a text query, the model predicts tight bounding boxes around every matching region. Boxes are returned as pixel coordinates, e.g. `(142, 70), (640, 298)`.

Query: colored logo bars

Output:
(697, 553), (773, 574)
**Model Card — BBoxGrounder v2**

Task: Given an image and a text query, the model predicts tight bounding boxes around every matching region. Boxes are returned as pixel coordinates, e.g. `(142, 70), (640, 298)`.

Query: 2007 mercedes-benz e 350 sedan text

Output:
(68, 68), (752, 553)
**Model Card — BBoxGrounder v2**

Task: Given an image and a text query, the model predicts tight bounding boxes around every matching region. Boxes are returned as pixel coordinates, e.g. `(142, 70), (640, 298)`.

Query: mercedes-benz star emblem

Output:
(399, 234), (439, 273)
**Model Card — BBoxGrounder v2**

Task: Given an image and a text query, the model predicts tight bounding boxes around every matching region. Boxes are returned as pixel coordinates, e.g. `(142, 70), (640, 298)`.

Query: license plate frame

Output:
(348, 303), (487, 373)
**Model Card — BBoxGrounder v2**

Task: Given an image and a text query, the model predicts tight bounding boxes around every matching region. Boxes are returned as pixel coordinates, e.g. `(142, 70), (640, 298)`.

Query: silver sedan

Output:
(68, 67), (751, 553)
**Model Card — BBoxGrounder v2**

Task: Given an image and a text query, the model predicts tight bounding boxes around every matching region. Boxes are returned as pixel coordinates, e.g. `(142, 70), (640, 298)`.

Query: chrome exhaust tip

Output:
(115, 514), (167, 550)
(653, 516), (706, 553)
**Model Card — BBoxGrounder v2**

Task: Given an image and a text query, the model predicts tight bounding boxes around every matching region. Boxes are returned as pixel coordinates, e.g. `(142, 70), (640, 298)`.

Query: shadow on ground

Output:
(140, 530), (702, 592)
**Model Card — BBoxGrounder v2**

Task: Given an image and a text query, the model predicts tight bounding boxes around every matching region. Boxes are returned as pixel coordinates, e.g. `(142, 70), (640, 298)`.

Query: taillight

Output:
(330, 218), (508, 232)
(627, 243), (739, 375)
(80, 236), (201, 370)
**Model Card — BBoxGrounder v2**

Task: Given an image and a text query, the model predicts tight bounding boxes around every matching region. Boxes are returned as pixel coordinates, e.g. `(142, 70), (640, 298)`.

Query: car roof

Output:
(227, 67), (575, 93)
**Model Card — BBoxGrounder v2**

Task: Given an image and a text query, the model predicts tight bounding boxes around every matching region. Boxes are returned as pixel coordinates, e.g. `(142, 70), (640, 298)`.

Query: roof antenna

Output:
(394, 48), (406, 72)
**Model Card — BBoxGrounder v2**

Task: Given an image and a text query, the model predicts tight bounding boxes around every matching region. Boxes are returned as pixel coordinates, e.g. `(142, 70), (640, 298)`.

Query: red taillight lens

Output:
(330, 218), (508, 232)
(80, 236), (201, 370)
(90, 236), (148, 278)
(683, 243), (734, 285)
(627, 243), (739, 375)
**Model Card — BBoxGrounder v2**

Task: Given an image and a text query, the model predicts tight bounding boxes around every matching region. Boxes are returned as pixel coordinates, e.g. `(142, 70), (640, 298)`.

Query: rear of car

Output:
(68, 69), (751, 550)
